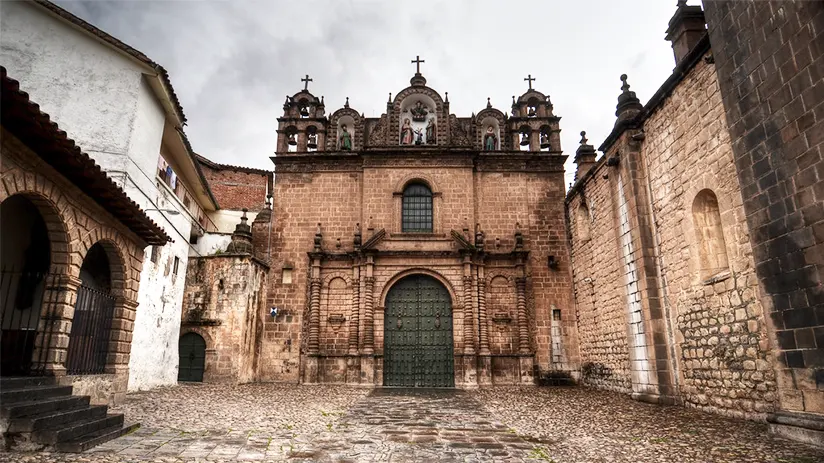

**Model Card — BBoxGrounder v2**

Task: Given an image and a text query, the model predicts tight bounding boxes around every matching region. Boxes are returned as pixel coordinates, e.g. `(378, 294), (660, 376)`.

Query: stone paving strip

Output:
(1, 383), (821, 462)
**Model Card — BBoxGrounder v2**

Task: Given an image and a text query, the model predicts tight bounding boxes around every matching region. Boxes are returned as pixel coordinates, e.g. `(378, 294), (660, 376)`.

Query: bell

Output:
(288, 135), (297, 146)
(300, 106), (310, 117)
(540, 140), (550, 149)
(520, 134), (530, 146)
(307, 139), (317, 149)
(528, 107), (536, 117)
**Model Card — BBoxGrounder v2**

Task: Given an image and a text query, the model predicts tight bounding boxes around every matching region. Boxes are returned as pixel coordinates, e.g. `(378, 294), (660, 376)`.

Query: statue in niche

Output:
(414, 128), (424, 145)
(484, 126), (497, 151)
(425, 118), (437, 144)
(410, 101), (428, 122)
(400, 118), (414, 145)
(339, 124), (352, 150)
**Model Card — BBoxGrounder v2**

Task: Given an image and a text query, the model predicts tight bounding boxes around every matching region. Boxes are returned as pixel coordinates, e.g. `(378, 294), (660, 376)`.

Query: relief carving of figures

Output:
(426, 118), (437, 144)
(339, 124), (353, 150)
(410, 101), (428, 122)
(400, 118), (414, 145)
(484, 126), (497, 151)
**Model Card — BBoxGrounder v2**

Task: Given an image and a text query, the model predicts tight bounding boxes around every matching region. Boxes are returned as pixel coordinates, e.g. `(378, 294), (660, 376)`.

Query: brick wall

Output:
(199, 161), (271, 211)
(702, 0), (824, 416)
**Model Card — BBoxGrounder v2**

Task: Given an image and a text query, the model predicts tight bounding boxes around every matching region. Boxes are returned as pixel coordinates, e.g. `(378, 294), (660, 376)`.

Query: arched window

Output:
(692, 189), (729, 280)
(402, 183), (433, 232)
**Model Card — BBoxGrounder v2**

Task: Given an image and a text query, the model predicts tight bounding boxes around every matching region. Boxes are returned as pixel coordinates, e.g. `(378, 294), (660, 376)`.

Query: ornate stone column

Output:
(31, 273), (81, 377)
(516, 277), (529, 354)
(360, 254), (376, 384)
(346, 263), (361, 383)
(477, 263), (492, 386)
(304, 254), (322, 383)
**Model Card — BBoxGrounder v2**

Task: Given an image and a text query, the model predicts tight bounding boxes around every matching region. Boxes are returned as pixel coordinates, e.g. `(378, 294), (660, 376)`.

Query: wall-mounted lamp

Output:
(145, 208), (180, 216)
(548, 255), (559, 270)
(270, 307), (279, 319)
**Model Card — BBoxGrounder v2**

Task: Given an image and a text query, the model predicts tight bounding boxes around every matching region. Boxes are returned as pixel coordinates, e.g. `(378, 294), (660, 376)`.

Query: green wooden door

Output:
(384, 275), (454, 387)
(178, 332), (206, 382)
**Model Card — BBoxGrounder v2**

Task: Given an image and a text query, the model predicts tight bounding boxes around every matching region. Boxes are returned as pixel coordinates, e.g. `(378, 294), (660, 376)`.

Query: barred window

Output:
(402, 183), (433, 232)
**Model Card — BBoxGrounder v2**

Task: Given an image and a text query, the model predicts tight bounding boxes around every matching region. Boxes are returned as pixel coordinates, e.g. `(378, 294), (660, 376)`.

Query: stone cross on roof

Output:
(524, 74), (536, 90)
(301, 74), (313, 91)
(411, 55), (425, 74)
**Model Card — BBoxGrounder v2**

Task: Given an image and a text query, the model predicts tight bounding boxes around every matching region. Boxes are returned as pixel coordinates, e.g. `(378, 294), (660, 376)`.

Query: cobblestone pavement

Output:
(2, 383), (822, 462)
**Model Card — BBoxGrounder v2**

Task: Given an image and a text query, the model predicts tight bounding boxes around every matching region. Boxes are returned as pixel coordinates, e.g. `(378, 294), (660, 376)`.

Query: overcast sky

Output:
(55, 0), (698, 187)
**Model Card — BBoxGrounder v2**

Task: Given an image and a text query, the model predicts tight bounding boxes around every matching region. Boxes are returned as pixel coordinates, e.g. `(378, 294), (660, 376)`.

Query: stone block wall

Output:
(703, 0), (824, 416)
(181, 255), (267, 383)
(568, 37), (781, 417)
(641, 56), (775, 417)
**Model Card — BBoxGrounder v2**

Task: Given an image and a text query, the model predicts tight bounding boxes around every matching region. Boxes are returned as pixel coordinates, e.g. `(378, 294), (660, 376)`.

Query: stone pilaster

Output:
(32, 273), (81, 376)
(346, 263), (361, 383)
(516, 277), (529, 355)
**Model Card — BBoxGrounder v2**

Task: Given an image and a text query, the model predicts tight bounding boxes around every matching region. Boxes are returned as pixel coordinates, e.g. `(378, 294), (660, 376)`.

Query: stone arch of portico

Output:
(378, 268), (459, 308)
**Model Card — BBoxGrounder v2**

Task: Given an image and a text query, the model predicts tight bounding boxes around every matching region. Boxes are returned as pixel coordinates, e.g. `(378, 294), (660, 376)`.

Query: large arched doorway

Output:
(384, 274), (454, 387)
(66, 242), (116, 375)
(178, 332), (206, 382)
(0, 195), (51, 376)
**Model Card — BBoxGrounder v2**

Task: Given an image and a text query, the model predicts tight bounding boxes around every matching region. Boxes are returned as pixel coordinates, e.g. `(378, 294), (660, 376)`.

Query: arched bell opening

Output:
(298, 97), (311, 118)
(0, 195), (52, 376)
(306, 126), (319, 152)
(539, 125), (552, 151)
(66, 242), (119, 375)
(285, 126), (298, 152)
(527, 97), (541, 118)
(519, 125), (532, 152)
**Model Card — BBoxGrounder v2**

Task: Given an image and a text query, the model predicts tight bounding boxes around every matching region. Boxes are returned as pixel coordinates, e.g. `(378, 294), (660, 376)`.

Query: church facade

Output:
(248, 67), (578, 387)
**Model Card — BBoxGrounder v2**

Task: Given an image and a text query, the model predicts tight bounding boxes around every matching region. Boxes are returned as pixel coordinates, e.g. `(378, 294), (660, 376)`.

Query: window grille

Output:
(402, 184), (433, 233)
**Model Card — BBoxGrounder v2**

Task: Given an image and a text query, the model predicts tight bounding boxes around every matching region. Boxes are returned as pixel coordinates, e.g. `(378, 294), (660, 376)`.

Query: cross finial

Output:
(411, 55), (425, 74)
(524, 74), (536, 90)
(301, 74), (313, 91)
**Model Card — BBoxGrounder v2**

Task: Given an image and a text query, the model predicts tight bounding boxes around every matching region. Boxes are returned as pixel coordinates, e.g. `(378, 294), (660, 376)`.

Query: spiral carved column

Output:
(478, 278), (490, 355)
(516, 277), (530, 354)
(462, 276), (474, 355)
(362, 277), (375, 354)
(348, 275), (360, 355)
(308, 277), (322, 355)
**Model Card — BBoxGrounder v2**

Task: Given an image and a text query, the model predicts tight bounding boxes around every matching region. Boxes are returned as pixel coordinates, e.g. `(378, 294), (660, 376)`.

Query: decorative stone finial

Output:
(388, 93), (392, 103)
(475, 223), (485, 251)
(677, 0), (687, 7)
(580, 131), (588, 145)
(354, 223), (362, 249)
(226, 208), (253, 254)
(514, 222), (523, 251)
(344, 97), (349, 108)
(320, 95), (324, 105)
(615, 74), (642, 122)
(445, 92), (449, 103)
(487, 97), (492, 109)
(313, 223), (322, 252)
(512, 95), (516, 106)
(575, 129), (598, 181)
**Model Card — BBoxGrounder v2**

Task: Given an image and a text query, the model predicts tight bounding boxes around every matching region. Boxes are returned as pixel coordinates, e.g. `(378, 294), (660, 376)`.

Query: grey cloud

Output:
(55, 0), (696, 183)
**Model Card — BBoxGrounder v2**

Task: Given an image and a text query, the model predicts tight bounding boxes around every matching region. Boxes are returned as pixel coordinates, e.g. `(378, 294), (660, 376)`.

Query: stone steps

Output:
(0, 376), (139, 452)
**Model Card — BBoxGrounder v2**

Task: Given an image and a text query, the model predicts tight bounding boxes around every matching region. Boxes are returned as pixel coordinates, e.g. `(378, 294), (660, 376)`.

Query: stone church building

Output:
(178, 0), (822, 444)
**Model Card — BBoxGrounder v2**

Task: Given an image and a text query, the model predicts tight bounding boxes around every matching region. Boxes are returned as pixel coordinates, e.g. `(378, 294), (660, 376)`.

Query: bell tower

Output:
(276, 75), (328, 153)
(508, 75), (562, 153)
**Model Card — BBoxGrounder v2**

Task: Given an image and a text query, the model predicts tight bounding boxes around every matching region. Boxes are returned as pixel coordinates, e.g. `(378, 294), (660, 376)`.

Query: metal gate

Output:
(384, 274), (454, 387)
(0, 267), (46, 376)
(178, 332), (206, 382)
(66, 285), (115, 375)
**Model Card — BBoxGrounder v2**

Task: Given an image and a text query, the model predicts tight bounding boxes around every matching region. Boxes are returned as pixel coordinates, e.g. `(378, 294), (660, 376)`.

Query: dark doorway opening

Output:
(178, 332), (206, 382)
